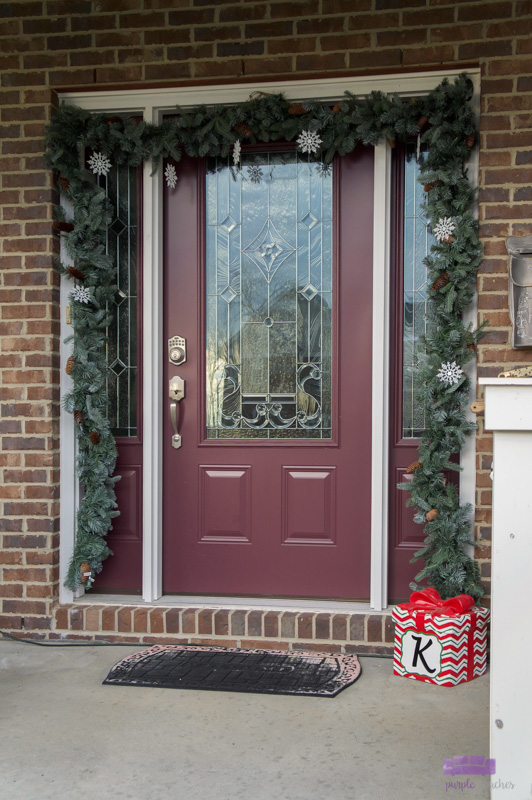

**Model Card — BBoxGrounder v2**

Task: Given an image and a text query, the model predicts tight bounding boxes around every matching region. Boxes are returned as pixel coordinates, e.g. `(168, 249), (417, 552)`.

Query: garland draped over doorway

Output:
(45, 73), (484, 600)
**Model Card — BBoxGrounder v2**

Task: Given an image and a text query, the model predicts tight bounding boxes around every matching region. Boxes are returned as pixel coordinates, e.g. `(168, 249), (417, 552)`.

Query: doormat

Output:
(103, 644), (362, 697)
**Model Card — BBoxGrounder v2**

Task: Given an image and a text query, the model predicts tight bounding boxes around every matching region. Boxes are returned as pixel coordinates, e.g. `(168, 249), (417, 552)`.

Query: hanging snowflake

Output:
(247, 165), (263, 184)
(297, 129), (322, 154)
(437, 361), (464, 386)
(87, 152), (112, 176)
(233, 139), (241, 167)
(433, 217), (455, 242)
(71, 285), (91, 304)
(164, 163), (178, 189)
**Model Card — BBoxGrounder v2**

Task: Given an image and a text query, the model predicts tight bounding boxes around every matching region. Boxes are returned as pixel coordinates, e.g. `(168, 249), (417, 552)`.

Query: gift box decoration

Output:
(392, 587), (489, 686)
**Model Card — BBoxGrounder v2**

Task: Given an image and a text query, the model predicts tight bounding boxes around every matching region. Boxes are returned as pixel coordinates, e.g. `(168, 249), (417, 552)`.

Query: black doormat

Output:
(103, 644), (362, 697)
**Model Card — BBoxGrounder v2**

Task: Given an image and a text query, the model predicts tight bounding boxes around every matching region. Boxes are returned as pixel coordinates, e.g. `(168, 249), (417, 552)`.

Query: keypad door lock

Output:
(168, 335), (186, 365)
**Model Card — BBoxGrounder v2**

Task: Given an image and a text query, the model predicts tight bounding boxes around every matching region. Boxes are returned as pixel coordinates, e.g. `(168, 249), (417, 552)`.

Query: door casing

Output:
(58, 69), (479, 609)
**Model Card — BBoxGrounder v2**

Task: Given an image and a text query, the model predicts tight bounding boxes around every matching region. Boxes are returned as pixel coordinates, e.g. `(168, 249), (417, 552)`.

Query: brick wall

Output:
(2, 0), (532, 640)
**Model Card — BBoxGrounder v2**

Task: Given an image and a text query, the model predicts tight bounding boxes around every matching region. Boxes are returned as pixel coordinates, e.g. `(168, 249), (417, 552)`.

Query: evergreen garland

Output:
(45, 73), (484, 599)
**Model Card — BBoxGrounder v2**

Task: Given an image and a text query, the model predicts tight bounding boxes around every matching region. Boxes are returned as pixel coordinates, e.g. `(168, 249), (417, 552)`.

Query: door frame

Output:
(58, 68), (479, 609)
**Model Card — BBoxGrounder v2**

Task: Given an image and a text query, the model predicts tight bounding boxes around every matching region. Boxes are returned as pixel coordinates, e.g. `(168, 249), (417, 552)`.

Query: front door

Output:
(162, 144), (373, 600)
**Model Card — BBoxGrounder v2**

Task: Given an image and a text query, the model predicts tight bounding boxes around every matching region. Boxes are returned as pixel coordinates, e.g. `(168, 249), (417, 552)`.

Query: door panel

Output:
(163, 145), (373, 600)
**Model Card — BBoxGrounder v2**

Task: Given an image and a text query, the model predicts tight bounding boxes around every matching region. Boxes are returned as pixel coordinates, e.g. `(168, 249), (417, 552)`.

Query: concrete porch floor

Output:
(0, 638), (490, 800)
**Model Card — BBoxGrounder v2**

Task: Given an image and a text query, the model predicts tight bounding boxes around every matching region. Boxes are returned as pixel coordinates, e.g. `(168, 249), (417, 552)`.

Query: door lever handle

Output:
(169, 376), (185, 449)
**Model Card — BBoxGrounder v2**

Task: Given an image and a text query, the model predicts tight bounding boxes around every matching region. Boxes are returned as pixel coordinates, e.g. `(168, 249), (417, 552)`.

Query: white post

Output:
(481, 377), (532, 800)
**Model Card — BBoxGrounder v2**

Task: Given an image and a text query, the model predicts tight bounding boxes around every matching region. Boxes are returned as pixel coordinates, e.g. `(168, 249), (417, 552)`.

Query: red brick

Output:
(458, 2), (512, 20)
(239, 639), (289, 650)
(349, 48), (401, 69)
(102, 606), (119, 630)
(149, 609), (165, 633)
(197, 609), (213, 634)
(145, 63), (191, 81)
(230, 609), (247, 636)
(490, 58), (532, 76)
(430, 23), (483, 43)
(321, 32), (372, 50)
(4, 599), (47, 615)
(195, 59), (242, 78)
(349, 614), (365, 641)
(247, 610), (263, 636)
(403, 45), (455, 65)
(165, 608), (180, 633)
(315, 613), (331, 639)
(268, 37), (316, 55)
(117, 11), (166, 28)
(85, 608), (101, 631)
(296, 52), (347, 71)
(167, 8), (216, 26)
(181, 608), (198, 634)
(403, 7), (455, 26)
(377, 28), (427, 46)
(95, 65), (143, 83)
(214, 609), (229, 636)
(263, 611), (279, 638)
(297, 613), (314, 639)
(95, 31), (142, 48)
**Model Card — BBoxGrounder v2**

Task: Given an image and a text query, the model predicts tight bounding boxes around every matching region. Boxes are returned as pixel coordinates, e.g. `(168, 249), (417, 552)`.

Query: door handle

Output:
(169, 376), (185, 449)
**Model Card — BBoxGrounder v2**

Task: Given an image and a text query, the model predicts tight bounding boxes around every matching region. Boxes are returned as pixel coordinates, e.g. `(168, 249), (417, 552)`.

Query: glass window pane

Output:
(205, 151), (333, 439)
(97, 161), (138, 438)
(402, 143), (433, 439)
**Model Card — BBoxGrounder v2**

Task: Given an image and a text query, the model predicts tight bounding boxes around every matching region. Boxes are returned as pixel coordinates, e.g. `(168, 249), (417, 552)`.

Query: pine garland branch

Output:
(46, 72), (484, 599)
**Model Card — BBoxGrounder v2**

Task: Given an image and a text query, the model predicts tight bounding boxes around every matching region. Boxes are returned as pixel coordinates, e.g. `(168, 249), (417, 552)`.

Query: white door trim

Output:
(58, 68), (479, 606)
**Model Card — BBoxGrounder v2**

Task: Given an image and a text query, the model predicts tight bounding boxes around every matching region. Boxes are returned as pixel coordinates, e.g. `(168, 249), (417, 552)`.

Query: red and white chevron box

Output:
(392, 587), (490, 686)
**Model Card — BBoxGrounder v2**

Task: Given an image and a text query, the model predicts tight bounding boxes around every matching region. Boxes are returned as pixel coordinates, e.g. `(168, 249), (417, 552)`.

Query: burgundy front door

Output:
(162, 145), (373, 600)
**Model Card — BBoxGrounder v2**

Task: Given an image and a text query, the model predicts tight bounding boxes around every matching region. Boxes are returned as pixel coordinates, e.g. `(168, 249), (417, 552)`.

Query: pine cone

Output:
(53, 220), (75, 234)
(288, 103), (308, 116)
(442, 234), (454, 244)
(467, 342), (476, 352)
(233, 122), (253, 138)
(406, 460), (423, 474)
(67, 266), (85, 281)
(74, 410), (84, 427)
(58, 177), (70, 191)
(466, 133), (476, 148)
(417, 114), (430, 131)
(425, 509), (438, 522)
(424, 179), (443, 192)
(80, 562), (92, 583)
(332, 103), (341, 114)
(89, 431), (100, 445)
(431, 272), (450, 291)
(65, 355), (75, 375)
(386, 137), (396, 149)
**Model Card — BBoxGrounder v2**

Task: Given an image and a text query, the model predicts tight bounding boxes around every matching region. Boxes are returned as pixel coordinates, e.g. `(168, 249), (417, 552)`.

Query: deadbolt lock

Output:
(168, 335), (186, 365)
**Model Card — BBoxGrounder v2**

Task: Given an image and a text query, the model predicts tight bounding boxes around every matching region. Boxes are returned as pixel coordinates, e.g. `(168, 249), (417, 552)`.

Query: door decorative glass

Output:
(205, 150), (333, 439)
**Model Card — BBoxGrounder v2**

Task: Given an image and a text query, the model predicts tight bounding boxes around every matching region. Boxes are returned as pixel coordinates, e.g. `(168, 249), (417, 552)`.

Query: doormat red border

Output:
(103, 644), (362, 697)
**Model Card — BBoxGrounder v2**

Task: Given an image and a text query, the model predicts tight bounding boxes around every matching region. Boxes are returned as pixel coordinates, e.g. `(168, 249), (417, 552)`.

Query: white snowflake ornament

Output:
(433, 217), (455, 242)
(165, 163), (178, 189)
(437, 361), (464, 386)
(87, 152), (112, 176)
(297, 129), (322, 154)
(71, 285), (91, 304)
(233, 139), (241, 166)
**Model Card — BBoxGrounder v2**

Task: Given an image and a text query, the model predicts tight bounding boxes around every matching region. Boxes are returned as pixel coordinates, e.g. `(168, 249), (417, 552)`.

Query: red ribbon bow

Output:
(399, 586), (475, 617)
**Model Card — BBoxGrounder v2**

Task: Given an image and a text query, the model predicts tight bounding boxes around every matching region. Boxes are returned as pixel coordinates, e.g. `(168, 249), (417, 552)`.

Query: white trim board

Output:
(58, 68), (480, 608)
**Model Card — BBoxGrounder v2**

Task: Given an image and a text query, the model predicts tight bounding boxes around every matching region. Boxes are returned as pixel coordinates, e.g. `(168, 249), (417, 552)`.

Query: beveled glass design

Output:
(97, 163), (138, 437)
(402, 143), (434, 439)
(205, 150), (333, 439)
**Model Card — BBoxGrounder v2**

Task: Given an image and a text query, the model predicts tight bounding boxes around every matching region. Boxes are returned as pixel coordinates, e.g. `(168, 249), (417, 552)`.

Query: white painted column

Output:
(481, 378), (532, 800)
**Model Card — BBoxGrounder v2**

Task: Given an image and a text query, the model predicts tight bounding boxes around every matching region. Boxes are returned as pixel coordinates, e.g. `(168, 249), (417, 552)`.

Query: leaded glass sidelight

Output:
(205, 150), (333, 440)
(402, 143), (434, 439)
(97, 163), (139, 438)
